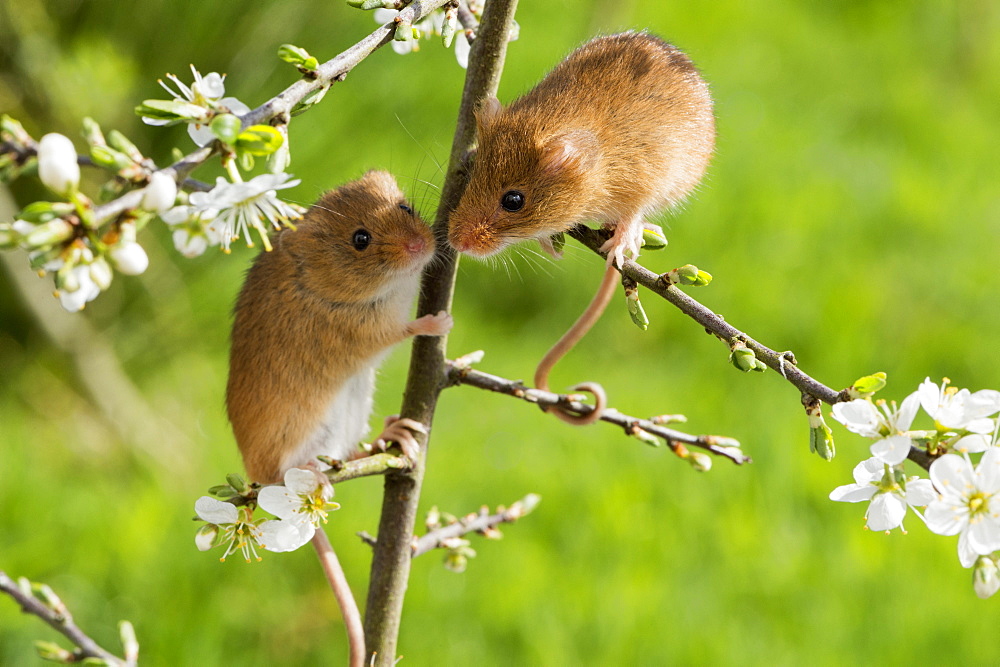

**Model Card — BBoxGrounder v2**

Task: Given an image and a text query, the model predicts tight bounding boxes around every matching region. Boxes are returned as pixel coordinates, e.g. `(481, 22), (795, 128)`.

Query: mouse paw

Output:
(371, 416), (428, 460)
(600, 221), (644, 268)
(408, 310), (453, 337)
(538, 236), (564, 259)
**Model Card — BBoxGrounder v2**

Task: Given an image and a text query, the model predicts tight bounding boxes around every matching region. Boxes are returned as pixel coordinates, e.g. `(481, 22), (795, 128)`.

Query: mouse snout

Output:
(404, 235), (428, 257)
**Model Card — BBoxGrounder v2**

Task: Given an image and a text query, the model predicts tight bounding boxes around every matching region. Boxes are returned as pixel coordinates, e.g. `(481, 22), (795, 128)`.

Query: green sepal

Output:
(89, 145), (132, 172)
(107, 130), (142, 161)
(235, 125), (283, 156)
(134, 99), (207, 124)
(277, 44), (318, 71)
(291, 86), (329, 116)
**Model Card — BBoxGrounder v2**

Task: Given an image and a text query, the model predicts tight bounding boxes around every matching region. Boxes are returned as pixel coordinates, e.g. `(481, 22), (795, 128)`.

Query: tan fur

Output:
(447, 32), (716, 421)
(448, 31), (715, 256)
(226, 171), (439, 483)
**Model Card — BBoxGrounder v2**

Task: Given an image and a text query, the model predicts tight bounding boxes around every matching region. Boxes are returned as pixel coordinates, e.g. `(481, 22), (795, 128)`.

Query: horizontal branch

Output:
(0, 571), (130, 666)
(324, 451), (415, 485)
(357, 493), (542, 557)
(443, 358), (750, 465)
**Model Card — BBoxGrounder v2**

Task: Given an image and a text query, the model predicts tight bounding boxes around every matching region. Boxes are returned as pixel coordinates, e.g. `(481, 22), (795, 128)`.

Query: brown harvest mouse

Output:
(227, 170), (452, 485)
(448, 31), (715, 424)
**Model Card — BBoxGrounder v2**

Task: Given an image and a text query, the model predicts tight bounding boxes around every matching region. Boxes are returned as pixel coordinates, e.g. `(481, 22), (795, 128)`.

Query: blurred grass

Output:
(2, 0), (1000, 664)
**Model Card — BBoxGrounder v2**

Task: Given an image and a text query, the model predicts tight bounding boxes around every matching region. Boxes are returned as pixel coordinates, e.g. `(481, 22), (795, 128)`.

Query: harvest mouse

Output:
(227, 170), (452, 484)
(448, 31), (715, 423)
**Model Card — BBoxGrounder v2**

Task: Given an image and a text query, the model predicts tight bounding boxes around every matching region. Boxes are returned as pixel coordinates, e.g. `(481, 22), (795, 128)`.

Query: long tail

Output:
(312, 529), (366, 667)
(533, 264), (618, 425)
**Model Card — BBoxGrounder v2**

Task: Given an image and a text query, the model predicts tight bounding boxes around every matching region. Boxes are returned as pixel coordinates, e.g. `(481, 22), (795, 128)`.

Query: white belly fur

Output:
(280, 351), (390, 471)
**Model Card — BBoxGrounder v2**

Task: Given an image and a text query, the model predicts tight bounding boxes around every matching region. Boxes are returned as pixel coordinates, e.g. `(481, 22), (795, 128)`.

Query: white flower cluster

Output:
(195, 468), (339, 561)
(373, 8), (478, 69)
(140, 65), (250, 147)
(830, 378), (1000, 598)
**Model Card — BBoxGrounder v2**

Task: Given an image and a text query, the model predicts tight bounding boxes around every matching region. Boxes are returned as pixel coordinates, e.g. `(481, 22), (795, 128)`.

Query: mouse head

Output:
(448, 96), (599, 257)
(286, 170), (434, 304)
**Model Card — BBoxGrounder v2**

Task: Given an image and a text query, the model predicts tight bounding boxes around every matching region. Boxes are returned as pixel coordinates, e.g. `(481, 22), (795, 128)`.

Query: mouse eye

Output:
(500, 190), (525, 212)
(398, 203), (413, 214)
(351, 229), (371, 251)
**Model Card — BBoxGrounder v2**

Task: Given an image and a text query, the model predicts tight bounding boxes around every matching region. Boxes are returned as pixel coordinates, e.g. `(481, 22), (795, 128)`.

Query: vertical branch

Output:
(363, 0), (520, 662)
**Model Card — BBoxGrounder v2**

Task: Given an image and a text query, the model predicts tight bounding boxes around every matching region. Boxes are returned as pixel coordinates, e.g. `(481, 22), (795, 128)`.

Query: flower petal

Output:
(257, 485), (299, 520)
(830, 483), (877, 503)
(924, 498), (965, 536)
(258, 519), (314, 553)
(283, 467), (321, 495)
(904, 478), (936, 507)
(930, 454), (974, 497)
(871, 434), (912, 466)
(895, 391), (921, 431)
(866, 492), (906, 532)
(958, 527), (980, 568)
(978, 446), (1000, 492)
(195, 496), (238, 524)
(831, 400), (880, 438)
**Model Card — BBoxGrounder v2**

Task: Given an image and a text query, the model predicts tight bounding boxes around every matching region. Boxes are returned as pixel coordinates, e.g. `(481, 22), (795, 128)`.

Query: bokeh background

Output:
(3, 0), (1000, 664)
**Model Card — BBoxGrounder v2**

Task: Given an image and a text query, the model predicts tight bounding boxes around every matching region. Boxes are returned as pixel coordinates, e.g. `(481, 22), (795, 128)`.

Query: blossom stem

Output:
(224, 158), (243, 184)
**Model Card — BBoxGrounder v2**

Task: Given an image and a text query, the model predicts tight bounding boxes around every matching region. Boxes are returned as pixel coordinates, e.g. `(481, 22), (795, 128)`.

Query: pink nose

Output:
(405, 238), (426, 255)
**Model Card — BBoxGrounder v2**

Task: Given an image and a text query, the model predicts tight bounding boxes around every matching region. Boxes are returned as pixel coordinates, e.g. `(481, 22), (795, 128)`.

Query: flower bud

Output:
(81, 116), (106, 147)
(107, 129), (143, 162)
(441, 6), (458, 47)
(809, 421), (836, 461)
(729, 342), (766, 373)
(625, 288), (649, 330)
(89, 144), (133, 171)
(34, 641), (75, 663)
(22, 218), (74, 249)
(226, 473), (247, 493)
(631, 427), (662, 448)
(110, 242), (149, 276)
(688, 451), (712, 472)
(141, 172), (178, 213)
(119, 620), (139, 663)
(89, 256), (114, 289)
(210, 113), (243, 145)
(37, 133), (80, 196)
(394, 18), (414, 41)
(974, 556), (1000, 599)
(196, 524), (219, 551)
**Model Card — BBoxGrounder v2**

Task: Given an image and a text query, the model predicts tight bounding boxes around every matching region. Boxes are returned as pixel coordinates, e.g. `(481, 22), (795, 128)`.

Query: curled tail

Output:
(534, 265), (618, 425)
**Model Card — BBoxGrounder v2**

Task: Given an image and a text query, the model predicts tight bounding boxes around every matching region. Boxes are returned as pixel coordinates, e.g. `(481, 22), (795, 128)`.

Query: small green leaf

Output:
(641, 225), (668, 250)
(135, 99), (207, 123)
(107, 130), (142, 161)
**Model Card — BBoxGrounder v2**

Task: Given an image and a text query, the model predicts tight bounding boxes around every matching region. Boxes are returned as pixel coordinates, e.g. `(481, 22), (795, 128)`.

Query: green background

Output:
(3, 0), (1000, 664)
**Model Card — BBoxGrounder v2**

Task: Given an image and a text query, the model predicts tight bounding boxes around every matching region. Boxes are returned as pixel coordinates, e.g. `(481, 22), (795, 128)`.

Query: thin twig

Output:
(568, 224), (937, 471)
(0, 571), (130, 666)
(444, 360), (750, 465)
(357, 494), (542, 557)
(325, 452), (415, 485)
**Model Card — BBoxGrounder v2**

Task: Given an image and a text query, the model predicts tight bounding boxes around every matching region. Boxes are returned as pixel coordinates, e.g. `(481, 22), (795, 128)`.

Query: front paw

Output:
(409, 310), (453, 337)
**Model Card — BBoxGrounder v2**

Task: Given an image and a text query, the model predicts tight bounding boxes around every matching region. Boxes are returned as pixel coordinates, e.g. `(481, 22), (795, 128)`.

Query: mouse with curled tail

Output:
(227, 170), (452, 484)
(448, 31), (715, 423)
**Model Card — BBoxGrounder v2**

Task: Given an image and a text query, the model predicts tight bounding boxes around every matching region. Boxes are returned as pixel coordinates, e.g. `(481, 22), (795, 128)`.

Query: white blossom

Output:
(57, 264), (101, 313)
(829, 457), (934, 532)
(161, 204), (221, 257)
(36, 133), (80, 196)
(257, 468), (339, 553)
(141, 172), (178, 213)
(143, 65), (250, 146)
(190, 173), (301, 252)
(925, 449), (1000, 567)
(919, 377), (1000, 434)
(194, 496), (264, 562)
(831, 393), (919, 465)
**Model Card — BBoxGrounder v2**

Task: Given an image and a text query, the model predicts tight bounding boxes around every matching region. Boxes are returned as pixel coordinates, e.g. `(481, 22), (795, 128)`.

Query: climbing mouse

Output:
(227, 170), (452, 484)
(447, 31), (714, 423)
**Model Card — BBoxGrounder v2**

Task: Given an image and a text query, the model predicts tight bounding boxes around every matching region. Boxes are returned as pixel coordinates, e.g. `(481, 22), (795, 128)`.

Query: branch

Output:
(357, 494), (541, 557)
(411, 494), (540, 558)
(0, 571), (133, 666)
(363, 0), (520, 662)
(444, 359), (750, 465)
(568, 225), (937, 470)
(81, 0), (453, 228)
(324, 452), (415, 485)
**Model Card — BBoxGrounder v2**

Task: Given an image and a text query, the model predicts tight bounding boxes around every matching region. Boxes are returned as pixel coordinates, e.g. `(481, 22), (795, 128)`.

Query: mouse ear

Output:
(540, 130), (598, 176)
(475, 95), (502, 128)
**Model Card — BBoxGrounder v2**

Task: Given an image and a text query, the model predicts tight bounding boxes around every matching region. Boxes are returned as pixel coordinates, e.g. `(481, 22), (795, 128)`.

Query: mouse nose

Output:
(405, 237), (427, 255)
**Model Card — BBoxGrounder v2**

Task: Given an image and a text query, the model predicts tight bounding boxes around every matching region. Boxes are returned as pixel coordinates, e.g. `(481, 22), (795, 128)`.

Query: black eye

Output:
(352, 229), (371, 251)
(399, 203), (413, 214)
(500, 190), (525, 212)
